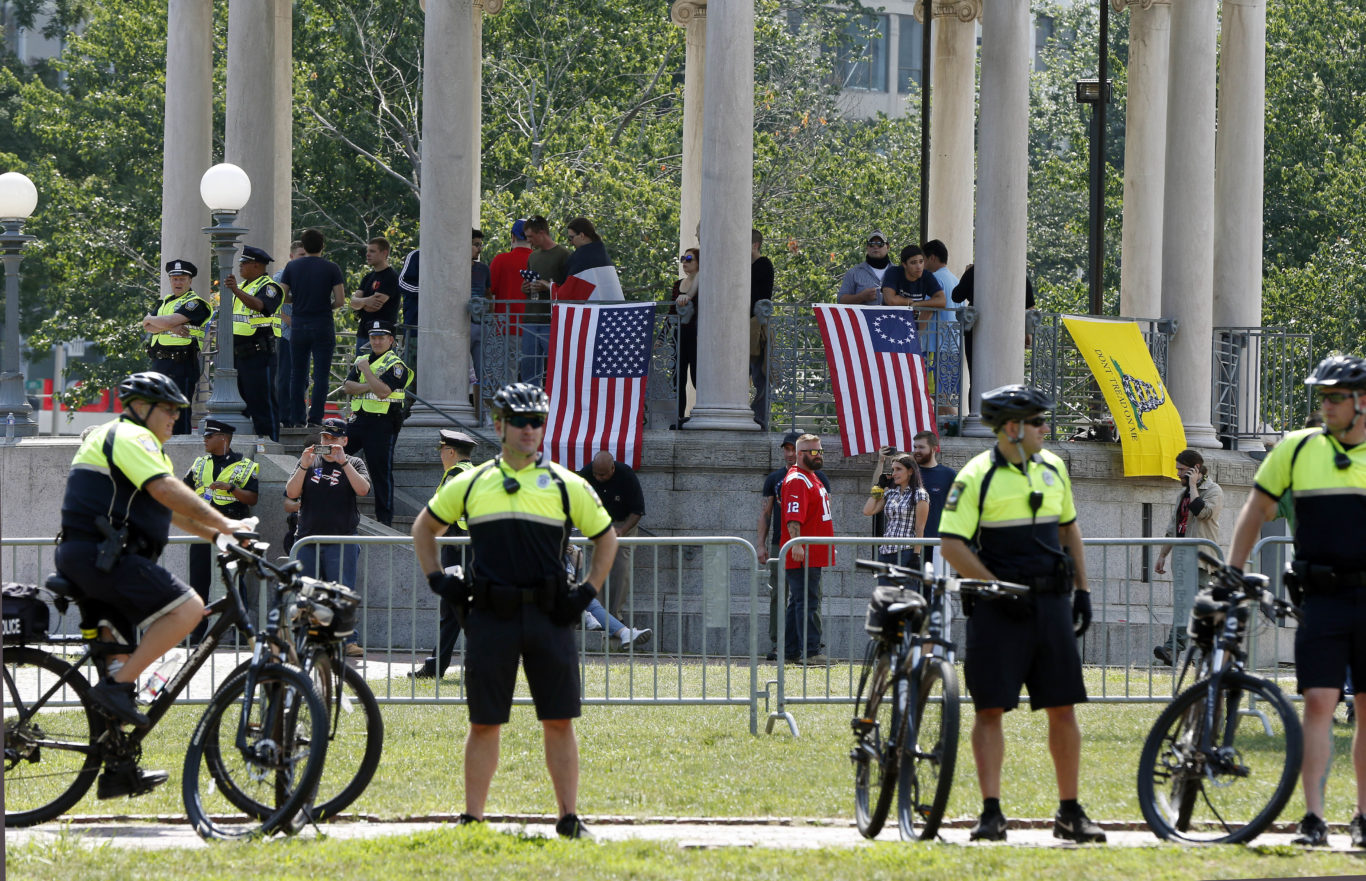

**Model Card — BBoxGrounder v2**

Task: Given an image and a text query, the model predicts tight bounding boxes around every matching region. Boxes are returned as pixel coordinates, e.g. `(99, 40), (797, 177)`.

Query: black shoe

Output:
(970, 809), (1008, 841)
(555, 813), (590, 839)
(1053, 806), (1107, 843)
(408, 660), (439, 679)
(1153, 645), (1173, 667)
(1351, 814), (1366, 848)
(1292, 812), (1329, 846)
(97, 764), (168, 799)
(765, 650), (778, 662)
(88, 679), (150, 728)
(456, 813), (484, 826)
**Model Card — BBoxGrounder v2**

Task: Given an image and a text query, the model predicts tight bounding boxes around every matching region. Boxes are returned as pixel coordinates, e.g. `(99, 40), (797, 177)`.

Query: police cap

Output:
(165, 259), (198, 278)
(239, 245), (274, 265)
(439, 429), (478, 451)
(202, 418), (236, 436)
(366, 319), (396, 336)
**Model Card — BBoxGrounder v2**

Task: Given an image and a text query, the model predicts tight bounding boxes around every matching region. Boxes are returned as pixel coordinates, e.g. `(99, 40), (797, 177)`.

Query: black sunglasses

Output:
(1023, 416), (1049, 427)
(679, 255), (696, 263)
(866, 240), (887, 247)
(1319, 392), (1355, 405)
(506, 414), (545, 429)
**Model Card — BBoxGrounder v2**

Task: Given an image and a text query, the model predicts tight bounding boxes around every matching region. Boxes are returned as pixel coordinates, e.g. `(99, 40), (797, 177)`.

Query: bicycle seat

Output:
(43, 572), (84, 600)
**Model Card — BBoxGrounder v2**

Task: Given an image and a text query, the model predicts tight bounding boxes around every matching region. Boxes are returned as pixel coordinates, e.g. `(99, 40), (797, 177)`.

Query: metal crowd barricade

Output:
(766, 535), (1248, 736)
(1, 536), (256, 705)
(288, 533), (766, 733)
(759, 301), (966, 434)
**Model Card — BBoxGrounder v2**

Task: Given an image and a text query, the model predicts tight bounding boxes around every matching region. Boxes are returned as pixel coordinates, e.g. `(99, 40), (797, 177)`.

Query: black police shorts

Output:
(1294, 590), (1366, 693)
(54, 540), (197, 645)
(463, 604), (581, 725)
(964, 591), (1087, 712)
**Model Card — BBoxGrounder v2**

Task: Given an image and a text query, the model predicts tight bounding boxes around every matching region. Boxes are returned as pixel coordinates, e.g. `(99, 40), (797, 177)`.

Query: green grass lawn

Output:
(10, 824), (1366, 881)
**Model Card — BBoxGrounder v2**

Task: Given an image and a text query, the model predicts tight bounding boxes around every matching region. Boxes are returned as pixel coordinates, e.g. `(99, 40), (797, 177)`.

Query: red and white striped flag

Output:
(813, 304), (936, 456)
(543, 302), (655, 470)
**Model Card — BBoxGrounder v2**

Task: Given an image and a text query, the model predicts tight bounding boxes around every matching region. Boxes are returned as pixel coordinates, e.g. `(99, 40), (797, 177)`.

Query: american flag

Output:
(813, 304), (935, 456)
(543, 302), (655, 469)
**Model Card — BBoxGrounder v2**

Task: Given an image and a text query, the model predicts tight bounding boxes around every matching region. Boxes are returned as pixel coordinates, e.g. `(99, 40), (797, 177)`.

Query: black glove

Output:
(427, 570), (462, 603)
(567, 581), (598, 615)
(1072, 590), (1093, 637)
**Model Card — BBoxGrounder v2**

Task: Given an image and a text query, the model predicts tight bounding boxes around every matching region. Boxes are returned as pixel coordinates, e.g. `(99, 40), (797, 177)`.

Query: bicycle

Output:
(1136, 551), (1303, 844)
(850, 558), (1029, 841)
(216, 572), (383, 821)
(4, 531), (329, 840)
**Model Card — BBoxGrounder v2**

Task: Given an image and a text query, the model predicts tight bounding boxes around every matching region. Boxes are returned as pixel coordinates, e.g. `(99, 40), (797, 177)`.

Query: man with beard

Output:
(781, 434), (836, 665)
(912, 430), (957, 567)
(836, 230), (894, 304)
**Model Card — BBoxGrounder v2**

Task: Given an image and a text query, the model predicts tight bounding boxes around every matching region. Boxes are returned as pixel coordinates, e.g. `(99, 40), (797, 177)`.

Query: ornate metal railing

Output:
(1212, 326), (1316, 449)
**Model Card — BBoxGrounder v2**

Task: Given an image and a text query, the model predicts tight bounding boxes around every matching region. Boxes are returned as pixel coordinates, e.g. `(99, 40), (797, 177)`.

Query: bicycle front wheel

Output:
(898, 657), (959, 841)
(1137, 671), (1302, 844)
(852, 645), (900, 839)
(182, 661), (328, 840)
(307, 650), (384, 820)
(3, 647), (102, 827)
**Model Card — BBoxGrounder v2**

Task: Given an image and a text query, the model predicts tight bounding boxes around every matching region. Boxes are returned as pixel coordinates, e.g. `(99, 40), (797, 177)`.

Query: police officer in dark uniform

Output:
(54, 372), (249, 797)
(225, 245), (283, 440)
(142, 259), (210, 435)
(938, 384), (1105, 844)
(411, 383), (617, 838)
(342, 318), (412, 526)
(182, 418), (260, 643)
(1229, 354), (1366, 847)
(410, 429), (478, 679)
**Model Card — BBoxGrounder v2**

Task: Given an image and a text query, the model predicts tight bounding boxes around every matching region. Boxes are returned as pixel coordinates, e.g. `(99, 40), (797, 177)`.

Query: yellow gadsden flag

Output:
(1062, 315), (1186, 478)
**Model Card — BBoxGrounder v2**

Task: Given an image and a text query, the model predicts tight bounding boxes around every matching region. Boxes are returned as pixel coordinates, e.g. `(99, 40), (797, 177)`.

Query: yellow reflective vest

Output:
(352, 350), (411, 414)
(233, 275), (282, 336)
(188, 453), (259, 508)
(151, 290), (209, 348)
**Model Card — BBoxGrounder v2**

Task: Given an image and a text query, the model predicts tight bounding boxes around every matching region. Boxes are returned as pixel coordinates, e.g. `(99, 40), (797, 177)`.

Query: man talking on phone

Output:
(283, 416), (371, 656)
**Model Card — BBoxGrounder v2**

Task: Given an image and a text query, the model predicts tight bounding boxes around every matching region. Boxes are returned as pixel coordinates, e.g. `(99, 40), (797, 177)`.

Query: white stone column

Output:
(964, 0), (1031, 436)
(225, 0), (277, 253)
(160, 0), (212, 297)
(687, 0), (756, 431)
(272, 0), (292, 263)
(926, 0), (979, 276)
(473, 1), (502, 223)
(1115, 0), (1170, 319)
(672, 1), (706, 256)
(1213, 0), (1264, 331)
(1160, 0), (1220, 447)
(411, 0), (476, 425)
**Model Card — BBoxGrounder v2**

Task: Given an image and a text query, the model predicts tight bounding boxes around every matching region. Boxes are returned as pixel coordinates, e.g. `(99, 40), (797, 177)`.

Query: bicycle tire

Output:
(304, 651), (384, 820)
(1137, 671), (1302, 844)
(852, 646), (900, 839)
(3, 647), (102, 827)
(182, 661), (328, 840)
(898, 657), (959, 841)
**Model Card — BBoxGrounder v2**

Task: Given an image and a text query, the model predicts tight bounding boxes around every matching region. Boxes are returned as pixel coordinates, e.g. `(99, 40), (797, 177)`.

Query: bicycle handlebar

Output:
(855, 558), (1030, 599)
(1193, 550), (1301, 624)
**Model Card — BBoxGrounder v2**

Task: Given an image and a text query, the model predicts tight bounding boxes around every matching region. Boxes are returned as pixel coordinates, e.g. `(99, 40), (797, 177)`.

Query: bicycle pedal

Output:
(851, 717), (875, 735)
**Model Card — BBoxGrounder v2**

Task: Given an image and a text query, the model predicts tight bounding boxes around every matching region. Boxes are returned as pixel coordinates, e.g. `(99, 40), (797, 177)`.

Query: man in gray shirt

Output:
(519, 215), (569, 382)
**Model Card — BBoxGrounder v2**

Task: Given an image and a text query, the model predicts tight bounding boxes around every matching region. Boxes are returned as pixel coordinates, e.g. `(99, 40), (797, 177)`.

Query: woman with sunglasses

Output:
(670, 248), (700, 427)
(862, 449), (929, 577)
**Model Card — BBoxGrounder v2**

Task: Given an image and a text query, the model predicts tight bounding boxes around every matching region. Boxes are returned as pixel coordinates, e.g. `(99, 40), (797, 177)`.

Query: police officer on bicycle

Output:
(1228, 354), (1366, 848)
(54, 372), (250, 796)
(938, 384), (1105, 843)
(410, 382), (617, 838)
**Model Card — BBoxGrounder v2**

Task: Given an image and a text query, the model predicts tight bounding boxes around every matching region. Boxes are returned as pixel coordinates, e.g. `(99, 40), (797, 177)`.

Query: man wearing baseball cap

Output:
(142, 259), (210, 434)
(225, 245), (283, 440)
(342, 319), (413, 527)
(488, 218), (534, 341)
(757, 428), (829, 660)
(836, 230), (894, 305)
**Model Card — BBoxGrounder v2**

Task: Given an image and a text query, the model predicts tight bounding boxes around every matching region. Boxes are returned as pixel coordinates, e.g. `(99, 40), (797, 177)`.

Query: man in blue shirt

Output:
(280, 228), (345, 427)
(912, 430), (956, 567)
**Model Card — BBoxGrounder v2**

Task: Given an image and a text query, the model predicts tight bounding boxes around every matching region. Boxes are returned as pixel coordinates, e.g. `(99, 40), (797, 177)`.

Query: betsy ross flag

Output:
(544, 302), (654, 469)
(813, 304), (935, 456)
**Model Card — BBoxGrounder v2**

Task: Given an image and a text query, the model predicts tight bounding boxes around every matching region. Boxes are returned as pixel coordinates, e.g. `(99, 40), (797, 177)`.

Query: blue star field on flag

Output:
(590, 304), (653, 378)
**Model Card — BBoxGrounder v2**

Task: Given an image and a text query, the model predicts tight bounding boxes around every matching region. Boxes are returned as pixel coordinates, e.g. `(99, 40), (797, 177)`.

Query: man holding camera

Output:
(284, 416), (370, 656)
(938, 384), (1104, 844)
(411, 382), (617, 839)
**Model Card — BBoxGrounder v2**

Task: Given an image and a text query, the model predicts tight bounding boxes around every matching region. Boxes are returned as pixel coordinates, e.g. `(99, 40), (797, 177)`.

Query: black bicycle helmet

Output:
(117, 371), (190, 408)
(1304, 354), (1366, 390)
(980, 384), (1053, 430)
(491, 382), (550, 418)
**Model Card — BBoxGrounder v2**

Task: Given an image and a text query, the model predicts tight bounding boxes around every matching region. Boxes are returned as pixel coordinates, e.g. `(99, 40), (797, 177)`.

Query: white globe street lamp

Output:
(0, 171), (38, 439)
(199, 163), (254, 434)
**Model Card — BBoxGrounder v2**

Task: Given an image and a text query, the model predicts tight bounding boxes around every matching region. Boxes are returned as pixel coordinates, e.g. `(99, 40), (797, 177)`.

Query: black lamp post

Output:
(198, 163), (255, 435)
(1075, 1), (1113, 316)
